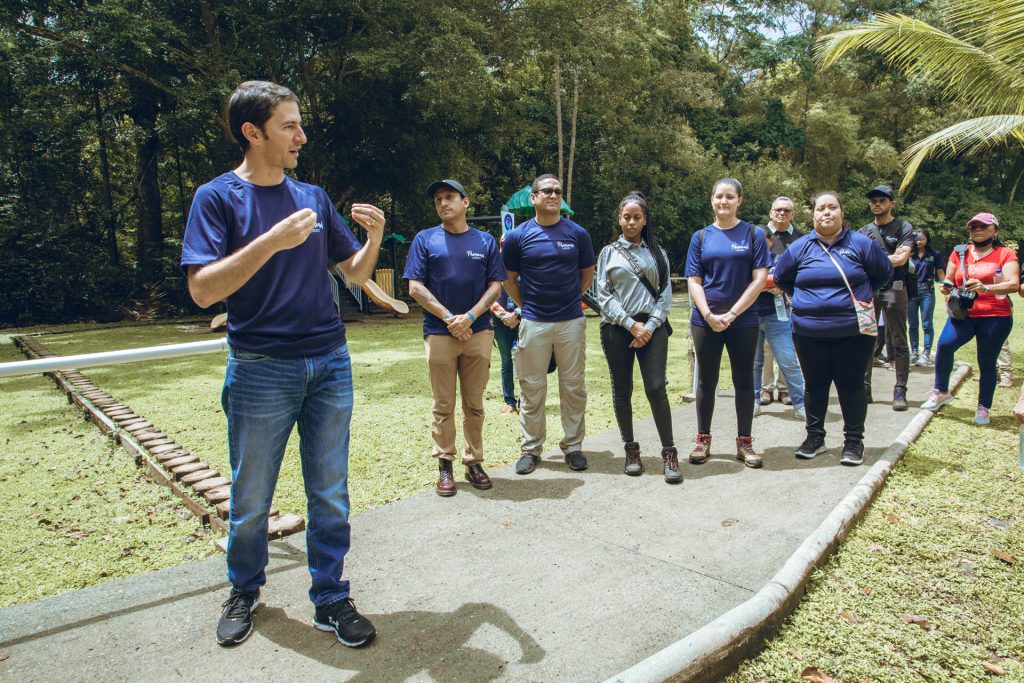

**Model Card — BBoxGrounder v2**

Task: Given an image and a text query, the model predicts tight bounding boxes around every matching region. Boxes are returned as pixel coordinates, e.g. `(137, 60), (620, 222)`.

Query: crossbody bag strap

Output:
(815, 239), (858, 304)
(612, 242), (661, 301)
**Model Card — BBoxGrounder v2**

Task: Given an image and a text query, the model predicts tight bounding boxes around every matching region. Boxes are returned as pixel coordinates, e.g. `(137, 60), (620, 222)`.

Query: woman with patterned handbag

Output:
(595, 192), (680, 483)
(773, 191), (893, 466)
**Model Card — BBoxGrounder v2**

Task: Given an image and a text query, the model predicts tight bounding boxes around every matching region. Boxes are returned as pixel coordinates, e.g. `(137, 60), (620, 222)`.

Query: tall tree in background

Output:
(817, 1), (1024, 196)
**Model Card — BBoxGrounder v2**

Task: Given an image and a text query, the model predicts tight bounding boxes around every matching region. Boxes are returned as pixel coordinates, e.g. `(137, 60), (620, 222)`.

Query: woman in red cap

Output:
(922, 212), (1019, 425)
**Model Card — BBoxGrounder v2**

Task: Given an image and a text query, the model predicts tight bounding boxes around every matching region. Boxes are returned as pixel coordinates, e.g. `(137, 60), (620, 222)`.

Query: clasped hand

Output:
(447, 314), (474, 340)
(629, 321), (652, 348)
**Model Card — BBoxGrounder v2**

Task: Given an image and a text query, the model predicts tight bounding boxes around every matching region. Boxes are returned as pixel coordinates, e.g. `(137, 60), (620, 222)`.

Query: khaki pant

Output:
(761, 342), (785, 392)
(425, 330), (494, 464)
(513, 317), (587, 456)
(998, 339), (1013, 383)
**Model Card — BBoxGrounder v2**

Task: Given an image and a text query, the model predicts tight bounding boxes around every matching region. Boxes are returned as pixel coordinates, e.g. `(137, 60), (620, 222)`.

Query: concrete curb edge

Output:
(605, 361), (973, 683)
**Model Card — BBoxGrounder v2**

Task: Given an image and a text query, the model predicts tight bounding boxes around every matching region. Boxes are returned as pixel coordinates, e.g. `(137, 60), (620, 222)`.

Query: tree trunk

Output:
(128, 80), (164, 287)
(93, 89), (118, 265)
(566, 69), (579, 206)
(554, 55), (564, 185)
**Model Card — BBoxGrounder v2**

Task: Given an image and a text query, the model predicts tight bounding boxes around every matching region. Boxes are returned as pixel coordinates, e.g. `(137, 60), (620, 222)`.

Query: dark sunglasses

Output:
(535, 187), (563, 197)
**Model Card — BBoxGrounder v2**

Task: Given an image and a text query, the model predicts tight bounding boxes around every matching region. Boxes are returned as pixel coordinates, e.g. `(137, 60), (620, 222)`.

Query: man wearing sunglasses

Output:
(502, 174), (595, 474)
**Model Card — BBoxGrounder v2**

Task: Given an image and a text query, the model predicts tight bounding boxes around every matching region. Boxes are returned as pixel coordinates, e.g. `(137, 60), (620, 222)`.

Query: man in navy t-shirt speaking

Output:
(404, 179), (507, 497)
(181, 81), (383, 649)
(502, 174), (596, 474)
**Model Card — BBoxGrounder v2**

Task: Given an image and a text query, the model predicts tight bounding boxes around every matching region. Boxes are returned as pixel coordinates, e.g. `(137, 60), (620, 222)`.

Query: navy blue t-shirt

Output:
(181, 172), (361, 357)
(502, 218), (596, 322)
(773, 229), (893, 338)
(756, 251), (783, 316)
(684, 221), (771, 328)
(403, 226), (507, 336)
(910, 247), (943, 286)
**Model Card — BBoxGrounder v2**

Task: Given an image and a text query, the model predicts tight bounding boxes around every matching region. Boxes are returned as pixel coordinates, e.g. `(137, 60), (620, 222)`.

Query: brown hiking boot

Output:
(624, 441), (643, 476)
(662, 446), (682, 484)
(689, 433), (711, 464)
(735, 436), (762, 469)
(436, 459), (456, 496)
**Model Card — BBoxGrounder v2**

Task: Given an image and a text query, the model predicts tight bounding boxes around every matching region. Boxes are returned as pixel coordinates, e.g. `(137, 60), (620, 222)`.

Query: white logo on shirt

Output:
(730, 243), (749, 252)
(836, 248), (854, 257)
(556, 241), (575, 251)
(466, 250), (485, 261)
(312, 221), (324, 233)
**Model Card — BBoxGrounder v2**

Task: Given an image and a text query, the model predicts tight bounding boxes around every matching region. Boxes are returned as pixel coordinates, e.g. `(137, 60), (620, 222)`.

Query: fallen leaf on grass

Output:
(901, 613), (931, 629)
(982, 662), (1006, 676)
(800, 666), (834, 683)
(721, 518), (738, 527)
(840, 609), (861, 624)
(885, 513), (902, 525)
(111, 515), (132, 524)
(861, 586), (872, 595)
(991, 550), (1016, 565)
(790, 649), (803, 661)
(868, 543), (887, 552)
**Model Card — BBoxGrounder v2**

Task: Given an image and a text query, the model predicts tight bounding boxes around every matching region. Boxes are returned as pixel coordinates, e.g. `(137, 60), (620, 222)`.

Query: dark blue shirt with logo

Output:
(403, 226), (507, 336)
(773, 228), (894, 338)
(502, 218), (596, 322)
(684, 221), (771, 328)
(181, 172), (362, 358)
(910, 247), (943, 286)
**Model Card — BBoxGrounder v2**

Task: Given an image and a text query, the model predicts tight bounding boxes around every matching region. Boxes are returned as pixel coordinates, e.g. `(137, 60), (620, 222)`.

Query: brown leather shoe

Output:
(689, 433), (711, 464)
(465, 463), (492, 490)
(759, 389), (774, 406)
(500, 404), (519, 415)
(436, 459), (456, 497)
(735, 436), (762, 469)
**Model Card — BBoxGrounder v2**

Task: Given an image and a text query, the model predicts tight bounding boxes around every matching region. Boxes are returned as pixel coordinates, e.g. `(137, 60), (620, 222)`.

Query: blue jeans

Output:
(493, 323), (518, 408)
(934, 316), (1013, 408)
(753, 313), (804, 408)
(908, 283), (936, 355)
(222, 344), (353, 606)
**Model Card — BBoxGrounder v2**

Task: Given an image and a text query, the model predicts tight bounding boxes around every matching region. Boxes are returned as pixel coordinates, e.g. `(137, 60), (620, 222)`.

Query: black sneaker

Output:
(564, 451), (588, 471)
(794, 435), (827, 460)
(314, 598), (376, 647)
(839, 440), (864, 466)
(216, 588), (260, 646)
(515, 453), (538, 475)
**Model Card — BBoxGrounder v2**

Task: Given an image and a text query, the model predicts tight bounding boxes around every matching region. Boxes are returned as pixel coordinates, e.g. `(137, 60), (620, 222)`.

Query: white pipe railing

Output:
(0, 338), (229, 378)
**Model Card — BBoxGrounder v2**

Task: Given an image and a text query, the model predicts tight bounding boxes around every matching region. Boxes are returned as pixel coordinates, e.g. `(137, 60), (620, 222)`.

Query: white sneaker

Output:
(794, 406), (806, 420)
(975, 405), (990, 425)
(915, 355), (930, 367)
(753, 401), (762, 417)
(921, 390), (953, 411)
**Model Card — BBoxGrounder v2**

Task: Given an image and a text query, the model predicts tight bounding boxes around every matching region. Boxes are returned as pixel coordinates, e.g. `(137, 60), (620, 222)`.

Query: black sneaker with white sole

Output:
(839, 440), (864, 466)
(314, 598), (376, 647)
(216, 588), (260, 646)
(794, 435), (826, 459)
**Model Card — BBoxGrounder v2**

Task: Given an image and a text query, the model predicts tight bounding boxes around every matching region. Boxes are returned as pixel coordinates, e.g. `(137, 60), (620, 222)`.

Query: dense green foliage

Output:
(3, 1), (1023, 324)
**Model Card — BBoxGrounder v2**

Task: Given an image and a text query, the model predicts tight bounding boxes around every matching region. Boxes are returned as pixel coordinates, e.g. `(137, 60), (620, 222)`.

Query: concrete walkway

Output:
(0, 361), (946, 682)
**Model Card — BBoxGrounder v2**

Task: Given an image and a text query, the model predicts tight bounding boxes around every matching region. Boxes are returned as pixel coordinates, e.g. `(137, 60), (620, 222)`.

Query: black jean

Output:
(691, 323), (758, 437)
(794, 332), (874, 443)
(600, 324), (674, 447)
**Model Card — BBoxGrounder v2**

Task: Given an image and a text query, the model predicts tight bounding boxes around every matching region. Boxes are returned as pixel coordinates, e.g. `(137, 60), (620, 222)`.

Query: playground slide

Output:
(363, 280), (409, 315)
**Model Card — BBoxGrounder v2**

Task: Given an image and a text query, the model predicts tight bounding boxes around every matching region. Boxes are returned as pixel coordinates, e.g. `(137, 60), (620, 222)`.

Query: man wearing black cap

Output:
(404, 179), (507, 496)
(859, 184), (915, 410)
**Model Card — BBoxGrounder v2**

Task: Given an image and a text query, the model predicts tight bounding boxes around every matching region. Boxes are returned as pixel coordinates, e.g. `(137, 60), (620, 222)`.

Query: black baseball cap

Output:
(865, 184), (895, 200)
(426, 179), (466, 198)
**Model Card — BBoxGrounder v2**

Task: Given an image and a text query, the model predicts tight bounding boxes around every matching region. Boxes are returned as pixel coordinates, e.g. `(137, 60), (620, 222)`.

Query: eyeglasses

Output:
(535, 187), (563, 197)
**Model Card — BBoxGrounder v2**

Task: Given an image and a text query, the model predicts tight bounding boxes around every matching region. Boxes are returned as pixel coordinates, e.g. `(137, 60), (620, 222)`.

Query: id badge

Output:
(891, 279), (904, 291)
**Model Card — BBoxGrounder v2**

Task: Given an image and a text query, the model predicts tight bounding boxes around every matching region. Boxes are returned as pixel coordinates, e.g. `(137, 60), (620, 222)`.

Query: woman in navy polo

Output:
(773, 191), (893, 466)
(908, 228), (945, 366)
(685, 178), (769, 468)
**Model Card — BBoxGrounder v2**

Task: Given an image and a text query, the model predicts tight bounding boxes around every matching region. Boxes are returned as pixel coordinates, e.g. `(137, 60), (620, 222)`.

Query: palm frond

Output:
(947, 0), (1024, 70)
(899, 115), (1024, 191)
(815, 14), (1024, 116)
